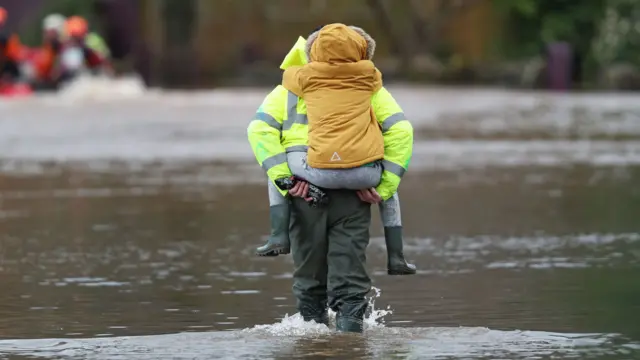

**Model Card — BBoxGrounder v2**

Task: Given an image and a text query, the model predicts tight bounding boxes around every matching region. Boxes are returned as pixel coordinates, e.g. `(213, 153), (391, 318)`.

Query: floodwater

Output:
(0, 84), (639, 359)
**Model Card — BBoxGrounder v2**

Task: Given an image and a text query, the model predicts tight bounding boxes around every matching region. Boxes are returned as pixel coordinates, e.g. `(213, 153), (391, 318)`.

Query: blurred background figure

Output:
(28, 13), (65, 89)
(54, 15), (109, 80)
(0, 6), (24, 85)
(43, 13), (66, 40)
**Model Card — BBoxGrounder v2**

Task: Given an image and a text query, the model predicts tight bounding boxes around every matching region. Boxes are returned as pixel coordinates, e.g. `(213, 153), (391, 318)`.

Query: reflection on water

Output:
(0, 162), (638, 359)
(0, 326), (636, 360)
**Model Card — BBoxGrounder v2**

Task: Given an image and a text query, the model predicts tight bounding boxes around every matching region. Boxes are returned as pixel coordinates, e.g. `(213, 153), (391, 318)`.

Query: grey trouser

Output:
(290, 190), (372, 322)
(288, 152), (382, 189)
(268, 151), (401, 226)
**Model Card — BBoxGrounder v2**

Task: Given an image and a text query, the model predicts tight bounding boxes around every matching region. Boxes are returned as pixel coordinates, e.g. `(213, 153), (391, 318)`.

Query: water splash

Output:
(363, 287), (393, 329)
(244, 286), (392, 336)
(54, 74), (147, 102)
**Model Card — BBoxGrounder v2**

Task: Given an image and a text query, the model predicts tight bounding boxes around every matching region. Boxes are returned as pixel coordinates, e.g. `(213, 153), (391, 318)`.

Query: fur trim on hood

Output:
(305, 25), (376, 62)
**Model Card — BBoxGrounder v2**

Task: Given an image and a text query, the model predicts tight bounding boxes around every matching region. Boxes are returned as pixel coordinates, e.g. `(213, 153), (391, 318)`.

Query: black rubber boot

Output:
(336, 316), (364, 333)
(384, 226), (417, 275)
(299, 302), (329, 326)
(256, 203), (290, 256)
(335, 302), (367, 333)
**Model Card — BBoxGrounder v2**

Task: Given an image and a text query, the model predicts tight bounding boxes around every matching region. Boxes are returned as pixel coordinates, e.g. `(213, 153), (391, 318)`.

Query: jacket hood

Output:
(305, 23), (368, 63)
(279, 25), (376, 69)
(279, 36), (308, 70)
(306, 24), (376, 63)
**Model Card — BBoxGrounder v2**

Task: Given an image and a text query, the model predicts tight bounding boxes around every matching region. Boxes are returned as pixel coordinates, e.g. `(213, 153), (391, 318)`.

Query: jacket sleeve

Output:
(86, 33), (110, 58)
(247, 85), (292, 194)
(371, 87), (414, 200)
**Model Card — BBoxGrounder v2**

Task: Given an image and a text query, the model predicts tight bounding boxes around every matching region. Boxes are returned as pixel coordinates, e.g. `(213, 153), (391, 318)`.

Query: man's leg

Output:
(290, 196), (329, 325)
(326, 190), (372, 333)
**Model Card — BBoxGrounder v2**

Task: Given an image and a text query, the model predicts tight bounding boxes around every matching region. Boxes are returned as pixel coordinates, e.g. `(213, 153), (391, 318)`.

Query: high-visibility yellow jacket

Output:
(247, 36), (413, 200)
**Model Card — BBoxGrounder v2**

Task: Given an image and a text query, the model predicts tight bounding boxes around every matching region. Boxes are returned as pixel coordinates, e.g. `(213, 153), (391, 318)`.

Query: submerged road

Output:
(0, 84), (638, 359)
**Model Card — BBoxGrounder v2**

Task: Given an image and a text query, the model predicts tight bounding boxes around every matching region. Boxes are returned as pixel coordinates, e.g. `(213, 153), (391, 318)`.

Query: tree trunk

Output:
(365, 0), (412, 71)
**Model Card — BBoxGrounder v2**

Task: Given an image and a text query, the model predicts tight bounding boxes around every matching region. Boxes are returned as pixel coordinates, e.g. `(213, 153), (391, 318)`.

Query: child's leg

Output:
(256, 180), (291, 256)
(287, 152), (382, 190)
(379, 193), (416, 275)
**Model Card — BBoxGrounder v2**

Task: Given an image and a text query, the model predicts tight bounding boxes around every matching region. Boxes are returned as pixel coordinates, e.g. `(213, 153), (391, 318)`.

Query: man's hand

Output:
(357, 188), (382, 204)
(289, 180), (313, 202)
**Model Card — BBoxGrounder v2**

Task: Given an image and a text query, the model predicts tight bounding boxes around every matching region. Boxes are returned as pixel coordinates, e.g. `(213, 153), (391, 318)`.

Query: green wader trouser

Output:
(290, 189), (372, 333)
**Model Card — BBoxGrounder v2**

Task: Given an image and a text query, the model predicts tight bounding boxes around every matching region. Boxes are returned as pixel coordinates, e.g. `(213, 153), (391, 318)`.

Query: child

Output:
(256, 24), (415, 275)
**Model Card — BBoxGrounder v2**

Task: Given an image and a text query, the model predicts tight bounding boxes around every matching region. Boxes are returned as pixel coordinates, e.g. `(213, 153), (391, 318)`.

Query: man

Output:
(31, 14), (66, 87)
(63, 16), (112, 75)
(247, 25), (413, 332)
(0, 7), (23, 83)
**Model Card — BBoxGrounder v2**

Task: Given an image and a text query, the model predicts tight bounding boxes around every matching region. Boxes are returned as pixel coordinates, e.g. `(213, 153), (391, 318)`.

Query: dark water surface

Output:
(0, 163), (638, 359)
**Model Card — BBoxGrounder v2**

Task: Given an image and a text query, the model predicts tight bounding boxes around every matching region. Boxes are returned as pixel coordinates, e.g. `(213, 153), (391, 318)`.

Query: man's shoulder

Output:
(372, 86), (391, 98)
(264, 85), (289, 102)
(257, 85), (289, 117)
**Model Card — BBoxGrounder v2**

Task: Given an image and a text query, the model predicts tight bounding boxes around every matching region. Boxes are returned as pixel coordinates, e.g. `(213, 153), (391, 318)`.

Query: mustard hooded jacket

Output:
(282, 23), (384, 169)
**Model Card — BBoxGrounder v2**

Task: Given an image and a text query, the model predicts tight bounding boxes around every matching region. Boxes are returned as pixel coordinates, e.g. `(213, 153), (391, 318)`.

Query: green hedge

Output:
(491, 0), (640, 82)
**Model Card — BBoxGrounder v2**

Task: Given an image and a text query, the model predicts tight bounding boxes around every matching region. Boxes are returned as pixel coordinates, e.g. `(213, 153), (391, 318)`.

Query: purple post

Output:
(546, 42), (573, 91)
(94, 0), (151, 85)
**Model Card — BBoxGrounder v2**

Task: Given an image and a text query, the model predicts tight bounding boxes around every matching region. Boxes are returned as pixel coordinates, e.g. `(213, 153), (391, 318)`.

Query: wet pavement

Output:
(0, 85), (639, 359)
